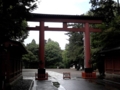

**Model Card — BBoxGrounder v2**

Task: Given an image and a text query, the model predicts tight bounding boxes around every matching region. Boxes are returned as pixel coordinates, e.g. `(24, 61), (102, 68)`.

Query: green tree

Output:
(45, 38), (62, 68)
(89, 0), (118, 22)
(62, 44), (71, 68)
(27, 39), (39, 56)
(89, 0), (120, 59)
(22, 51), (38, 68)
(64, 23), (84, 70)
(66, 32), (84, 70)
(0, 0), (38, 41)
(22, 39), (39, 68)
(89, 0), (120, 75)
(91, 16), (120, 57)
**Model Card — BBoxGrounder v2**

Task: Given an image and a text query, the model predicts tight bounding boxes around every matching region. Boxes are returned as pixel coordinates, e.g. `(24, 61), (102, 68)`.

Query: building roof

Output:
(100, 47), (120, 53)
(0, 39), (28, 54)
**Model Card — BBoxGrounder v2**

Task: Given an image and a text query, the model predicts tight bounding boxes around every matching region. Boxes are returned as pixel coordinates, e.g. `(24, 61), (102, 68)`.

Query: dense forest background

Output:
(21, 0), (120, 72)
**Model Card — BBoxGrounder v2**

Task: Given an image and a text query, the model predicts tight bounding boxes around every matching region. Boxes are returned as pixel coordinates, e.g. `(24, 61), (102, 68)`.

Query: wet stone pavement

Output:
(22, 69), (120, 90)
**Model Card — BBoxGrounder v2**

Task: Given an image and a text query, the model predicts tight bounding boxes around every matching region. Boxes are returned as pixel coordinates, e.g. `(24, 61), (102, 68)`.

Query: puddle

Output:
(52, 82), (66, 90)
(48, 71), (66, 90)
(53, 82), (60, 88)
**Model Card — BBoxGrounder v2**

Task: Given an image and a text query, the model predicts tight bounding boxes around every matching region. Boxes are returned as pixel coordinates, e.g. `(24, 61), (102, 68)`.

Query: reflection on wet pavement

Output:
(48, 71), (120, 90)
(48, 71), (63, 80)
(52, 82), (66, 90)
(53, 82), (60, 88)
(47, 71), (66, 90)
(22, 69), (120, 90)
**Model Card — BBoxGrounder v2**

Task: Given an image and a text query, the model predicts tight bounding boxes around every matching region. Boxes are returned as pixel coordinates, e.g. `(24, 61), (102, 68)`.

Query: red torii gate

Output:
(27, 13), (102, 80)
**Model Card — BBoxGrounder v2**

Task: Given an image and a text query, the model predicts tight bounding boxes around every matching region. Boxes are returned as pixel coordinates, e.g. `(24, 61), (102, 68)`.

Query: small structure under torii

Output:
(27, 13), (103, 79)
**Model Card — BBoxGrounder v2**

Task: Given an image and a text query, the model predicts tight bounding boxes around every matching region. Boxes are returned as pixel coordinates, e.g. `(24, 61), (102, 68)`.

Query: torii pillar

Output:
(82, 22), (97, 79)
(26, 14), (102, 80)
(36, 21), (98, 79)
(39, 21), (45, 68)
(37, 21), (47, 80)
(84, 23), (91, 68)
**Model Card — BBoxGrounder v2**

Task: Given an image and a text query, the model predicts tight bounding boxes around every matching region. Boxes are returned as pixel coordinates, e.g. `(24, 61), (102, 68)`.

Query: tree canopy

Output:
(63, 23), (84, 70)
(22, 39), (64, 69)
(89, 0), (120, 53)
(45, 39), (63, 68)
(22, 39), (39, 68)
(0, 0), (38, 41)
(89, 0), (119, 22)
(88, 0), (120, 73)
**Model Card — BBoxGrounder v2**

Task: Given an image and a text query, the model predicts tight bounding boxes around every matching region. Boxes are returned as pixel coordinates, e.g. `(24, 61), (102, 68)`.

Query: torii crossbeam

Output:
(27, 13), (103, 80)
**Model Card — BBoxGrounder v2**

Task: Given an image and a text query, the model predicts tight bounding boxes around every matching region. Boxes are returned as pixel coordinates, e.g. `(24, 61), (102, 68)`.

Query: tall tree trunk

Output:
(118, 0), (120, 14)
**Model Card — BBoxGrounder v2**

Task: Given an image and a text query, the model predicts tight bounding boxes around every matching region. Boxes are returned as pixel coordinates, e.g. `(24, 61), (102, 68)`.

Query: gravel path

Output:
(11, 79), (33, 90)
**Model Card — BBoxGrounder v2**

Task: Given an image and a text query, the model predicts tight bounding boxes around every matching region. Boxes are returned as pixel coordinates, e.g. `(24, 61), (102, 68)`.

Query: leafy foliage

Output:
(0, 0), (38, 41)
(89, 0), (118, 22)
(22, 39), (39, 68)
(26, 39), (39, 56)
(63, 23), (84, 70)
(89, 0), (120, 73)
(91, 15), (120, 55)
(22, 39), (63, 69)
(45, 39), (62, 68)
(62, 45), (71, 68)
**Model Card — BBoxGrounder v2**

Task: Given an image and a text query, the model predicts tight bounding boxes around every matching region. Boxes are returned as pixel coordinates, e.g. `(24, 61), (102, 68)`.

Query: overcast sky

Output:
(24, 0), (91, 50)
